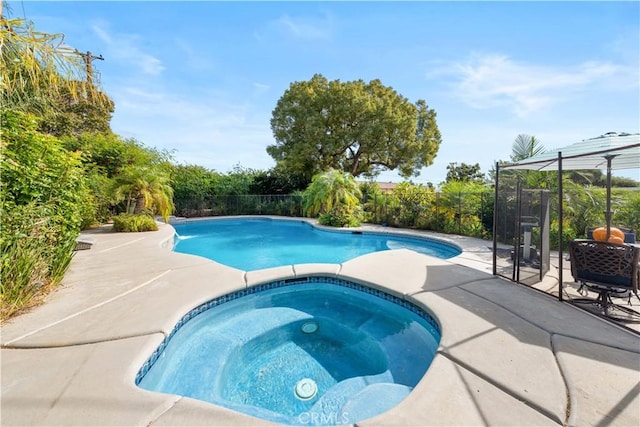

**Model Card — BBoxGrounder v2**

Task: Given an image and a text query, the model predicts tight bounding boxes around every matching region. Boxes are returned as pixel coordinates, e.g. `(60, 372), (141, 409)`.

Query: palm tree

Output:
(302, 169), (362, 217)
(511, 134), (545, 162)
(508, 134), (548, 189)
(1, 13), (105, 115)
(562, 179), (603, 238)
(111, 166), (174, 222)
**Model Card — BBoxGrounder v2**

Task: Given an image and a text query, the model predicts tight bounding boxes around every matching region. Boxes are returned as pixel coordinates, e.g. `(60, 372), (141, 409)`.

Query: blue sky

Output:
(13, 1), (640, 183)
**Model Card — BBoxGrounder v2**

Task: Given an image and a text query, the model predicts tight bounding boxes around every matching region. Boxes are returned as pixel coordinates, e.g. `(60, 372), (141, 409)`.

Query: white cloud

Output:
(117, 116), (275, 173)
(174, 38), (216, 72)
(112, 85), (248, 124)
(91, 22), (113, 44)
(256, 12), (334, 43)
(107, 83), (276, 172)
(274, 14), (333, 40)
(429, 53), (636, 117)
(91, 20), (165, 76)
(252, 82), (270, 96)
(607, 28), (640, 62)
(94, 15), (275, 173)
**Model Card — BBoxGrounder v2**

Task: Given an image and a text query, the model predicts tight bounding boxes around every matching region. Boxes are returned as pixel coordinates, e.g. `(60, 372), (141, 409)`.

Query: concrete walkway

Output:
(2, 218), (639, 426)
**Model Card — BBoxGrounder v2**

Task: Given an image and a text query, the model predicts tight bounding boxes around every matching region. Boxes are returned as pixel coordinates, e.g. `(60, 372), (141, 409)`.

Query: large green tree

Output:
(38, 84), (115, 136)
(445, 162), (486, 183)
(268, 74), (441, 181)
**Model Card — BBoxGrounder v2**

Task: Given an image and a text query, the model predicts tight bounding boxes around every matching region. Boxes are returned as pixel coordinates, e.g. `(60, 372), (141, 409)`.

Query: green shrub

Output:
(112, 214), (159, 232)
(318, 205), (362, 227)
(550, 219), (578, 250)
(386, 182), (435, 228)
(614, 191), (640, 233)
(1, 111), (90, 320)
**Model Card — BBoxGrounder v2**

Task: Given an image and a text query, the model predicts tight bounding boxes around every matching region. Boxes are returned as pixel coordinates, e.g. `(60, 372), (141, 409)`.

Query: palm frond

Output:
(511, 134), (545, 162)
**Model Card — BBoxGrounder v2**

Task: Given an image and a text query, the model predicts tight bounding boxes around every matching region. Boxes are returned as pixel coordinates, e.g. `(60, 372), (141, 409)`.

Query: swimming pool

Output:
(172, 217), (461, 271)
(136, 277), (441, 425)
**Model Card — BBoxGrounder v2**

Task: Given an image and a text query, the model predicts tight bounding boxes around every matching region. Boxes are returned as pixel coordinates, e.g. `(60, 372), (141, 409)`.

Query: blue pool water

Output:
(136, 277), (441, 425)
(172, 218), (461, 271)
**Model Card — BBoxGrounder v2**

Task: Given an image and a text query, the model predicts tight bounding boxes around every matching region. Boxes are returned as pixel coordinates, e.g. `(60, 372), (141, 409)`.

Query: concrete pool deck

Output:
(1, 218), (639, 426)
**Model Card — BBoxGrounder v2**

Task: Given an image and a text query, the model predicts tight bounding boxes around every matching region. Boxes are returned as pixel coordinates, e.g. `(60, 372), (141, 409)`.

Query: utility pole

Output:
(75, 50), (104, 86)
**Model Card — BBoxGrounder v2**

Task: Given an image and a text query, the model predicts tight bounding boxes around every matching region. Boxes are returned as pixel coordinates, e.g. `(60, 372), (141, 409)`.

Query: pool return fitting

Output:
(301, 321), (318, 334)
(295, 378), (318, 400)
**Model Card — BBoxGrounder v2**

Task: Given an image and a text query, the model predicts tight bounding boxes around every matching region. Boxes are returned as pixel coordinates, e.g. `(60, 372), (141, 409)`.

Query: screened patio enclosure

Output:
(492, 132), (640, 300)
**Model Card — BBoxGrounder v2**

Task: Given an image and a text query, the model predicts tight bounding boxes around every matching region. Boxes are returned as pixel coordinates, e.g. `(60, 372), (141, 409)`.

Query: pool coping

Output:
(1, 216), (639, 426)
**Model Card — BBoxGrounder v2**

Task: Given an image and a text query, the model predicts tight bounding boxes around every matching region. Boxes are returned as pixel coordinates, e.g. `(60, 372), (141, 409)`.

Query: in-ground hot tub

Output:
(136, 277), (441, 425)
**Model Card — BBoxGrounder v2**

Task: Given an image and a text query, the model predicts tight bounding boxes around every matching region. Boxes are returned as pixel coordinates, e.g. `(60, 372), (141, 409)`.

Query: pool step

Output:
(307, 373), (395, 420)
(339, 383), (413, 423)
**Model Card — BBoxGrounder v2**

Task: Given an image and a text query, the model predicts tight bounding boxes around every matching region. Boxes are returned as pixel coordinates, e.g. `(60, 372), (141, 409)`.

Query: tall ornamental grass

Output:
(1, 204), (77, 319)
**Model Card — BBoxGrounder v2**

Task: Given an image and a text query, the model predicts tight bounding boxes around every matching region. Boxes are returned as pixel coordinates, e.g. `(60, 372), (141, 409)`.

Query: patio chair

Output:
(568, 239), (640, 322)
